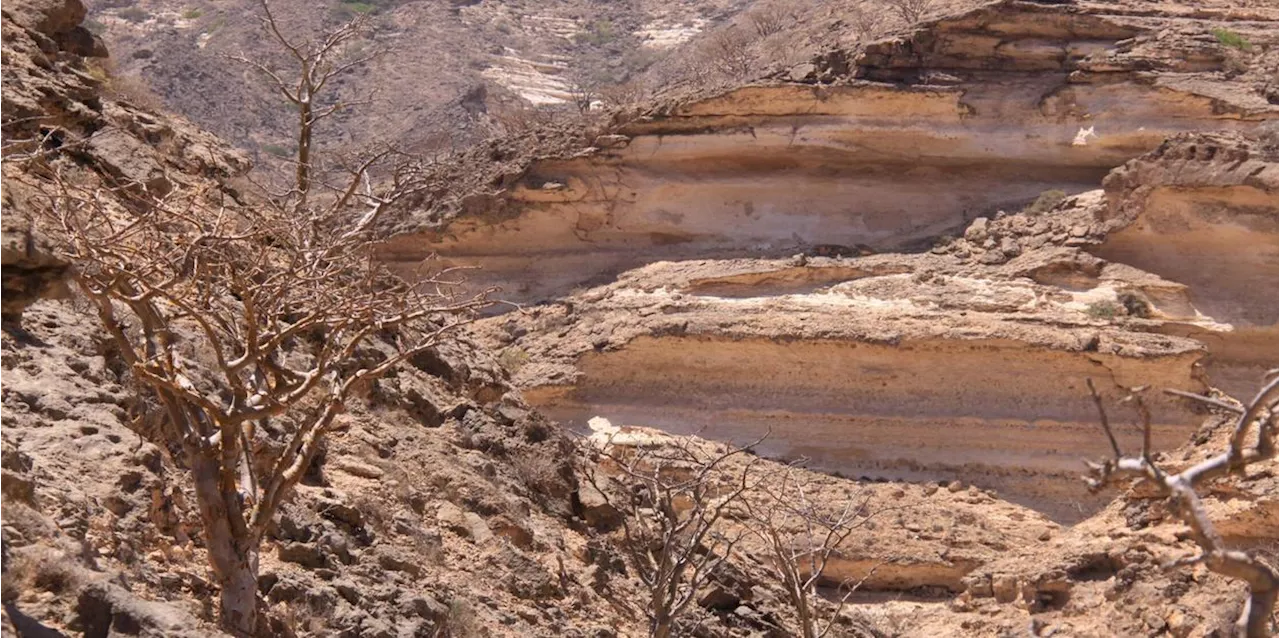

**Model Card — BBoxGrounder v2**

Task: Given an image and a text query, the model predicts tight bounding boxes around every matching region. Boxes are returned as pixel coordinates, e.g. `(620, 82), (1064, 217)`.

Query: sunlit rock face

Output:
(387, 0), (1274, 305)
(411, 1), (1277, 522)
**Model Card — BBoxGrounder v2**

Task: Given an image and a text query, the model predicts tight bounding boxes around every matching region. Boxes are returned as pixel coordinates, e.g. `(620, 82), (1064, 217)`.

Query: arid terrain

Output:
(2, 0), (1278, 636)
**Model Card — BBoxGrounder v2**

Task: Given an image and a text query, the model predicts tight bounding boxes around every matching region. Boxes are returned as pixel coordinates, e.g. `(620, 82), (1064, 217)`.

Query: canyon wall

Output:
(402, 0), (1277, 522)
(1093, 132), (1279, 398)
(388, 0), (1275, 304)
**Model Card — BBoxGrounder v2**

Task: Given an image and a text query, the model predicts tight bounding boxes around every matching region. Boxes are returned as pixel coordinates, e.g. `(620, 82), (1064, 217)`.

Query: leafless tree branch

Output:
(1083, 374), (1279, 637)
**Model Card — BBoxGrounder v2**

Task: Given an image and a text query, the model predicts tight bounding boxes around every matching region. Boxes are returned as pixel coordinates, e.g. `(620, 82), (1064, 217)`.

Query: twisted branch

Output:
(1083, 375), (1279, 637)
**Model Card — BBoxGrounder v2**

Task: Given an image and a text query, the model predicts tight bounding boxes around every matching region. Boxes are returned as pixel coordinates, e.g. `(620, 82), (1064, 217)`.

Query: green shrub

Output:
(1118, 291), (1152, 318)
(1024, 189), (1067, 214)
(574, 20), (616, 45)
(182, 8), (203, 19)
(342, 1), (376, 14)
(498, 347), (530, 373)
(1212, 28), (1251, 51)
(1086, 300), (1121, 320)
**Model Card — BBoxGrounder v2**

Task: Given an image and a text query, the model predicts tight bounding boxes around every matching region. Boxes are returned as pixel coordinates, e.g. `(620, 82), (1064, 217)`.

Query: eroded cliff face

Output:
(436, 0), (1278, 524)
(1094, 131), (1279, 398)
(389, 0), (1275, 305)
(478, 221), (1225, 520)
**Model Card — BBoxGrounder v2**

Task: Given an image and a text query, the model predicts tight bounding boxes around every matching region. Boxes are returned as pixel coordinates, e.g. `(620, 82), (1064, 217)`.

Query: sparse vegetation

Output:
(260, 143), (291, 158)
(744, 467), (885, 638)
(340, 1), (376, 15)
(181, 7), (203, 20)
(887, 0), (934, 25)
(498, 346), (530, 373)
(745, 0), (799, 37)
(24, 2), (489, 634)
(1211, 27), (1252, 51)
(847, 5), (885, 39)
(1086, 300), (1121, 319)
(700, 26), (756, 80)
(84, 59), (165, 111)
(1084, 376), (1279, 638)
(1118, 291), (1152, 318)
(1024, 189), (1067, 214)
(574, 19), (616, 46)
(580, 433), (767, 638)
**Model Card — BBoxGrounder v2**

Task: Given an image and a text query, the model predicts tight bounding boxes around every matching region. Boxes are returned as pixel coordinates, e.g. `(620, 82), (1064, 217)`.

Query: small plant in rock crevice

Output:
(1212, 27), (1252, 51)
(1086, 300), (1122, 320)
(1024, 189), (1067, 215)
(498, 346), (530, 373)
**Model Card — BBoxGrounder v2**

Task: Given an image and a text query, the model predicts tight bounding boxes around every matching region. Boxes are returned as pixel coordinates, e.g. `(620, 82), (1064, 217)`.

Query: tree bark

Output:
(191, 452), (259, 636)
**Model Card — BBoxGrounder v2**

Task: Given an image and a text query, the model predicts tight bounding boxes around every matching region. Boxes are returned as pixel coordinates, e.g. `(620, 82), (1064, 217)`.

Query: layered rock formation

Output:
(4, 0), (1277, 635)
(391, 0), (1276, 304)
(474, 226), (1225, 520)
(1094, 131), (1279, 399)
(442, 0), (1279, 523)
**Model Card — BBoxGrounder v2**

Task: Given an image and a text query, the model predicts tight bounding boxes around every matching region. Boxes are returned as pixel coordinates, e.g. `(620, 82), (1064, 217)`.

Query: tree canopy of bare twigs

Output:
(226, 0), (384, 206)
(18, 1), (491, 634)
(745, 0), (800, 37)
(1083, 375), (1279, 638)
(701, 27), (758, 81)
(580, 433), (767, 638)
(846, 5), (886, 40)
(887, 0), (934, 26)
(743, 465), (885, 638)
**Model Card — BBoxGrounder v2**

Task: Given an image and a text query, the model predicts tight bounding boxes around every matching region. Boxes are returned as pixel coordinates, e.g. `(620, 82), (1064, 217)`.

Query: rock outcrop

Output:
(3, 0), (106, 59)
(3, 0), (1276, 636)
(1094, 130), (1279, 398)
(388, 0), (1276, 306)
(450, 0), (1277, 524)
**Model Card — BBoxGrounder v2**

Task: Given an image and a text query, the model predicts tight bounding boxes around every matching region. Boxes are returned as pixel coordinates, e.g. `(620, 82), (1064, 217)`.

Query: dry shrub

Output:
(598, 80), (648, 110)
(1259, 121), (1280, 159)
(700, 26), (757, 80)
(848, 4), (886, 39)
(745, 0), (800, 37)
(510, 448), (562, 497)
(4, 545), (81, 597)
(1024, 189), (1067, 214)
(887, 0), (934, 25)
(86, 58), (165, 111)
(442, 599), (483, 637)
(491, 104), (561, 136)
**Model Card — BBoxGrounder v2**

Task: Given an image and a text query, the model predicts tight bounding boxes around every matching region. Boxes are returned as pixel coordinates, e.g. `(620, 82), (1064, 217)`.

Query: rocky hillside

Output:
(83, 0), (758, 160)
(2, 0), (1278, 637)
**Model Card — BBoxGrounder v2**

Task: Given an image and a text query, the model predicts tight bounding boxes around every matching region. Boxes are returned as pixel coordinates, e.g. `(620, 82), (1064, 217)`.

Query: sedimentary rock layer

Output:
(387, 0), (1276, 304)
(530, 334), (1204, 522)
(479, 243), (1223, 521)
(1093, 132), (1279, 398)
(447, 0), (1277, 523)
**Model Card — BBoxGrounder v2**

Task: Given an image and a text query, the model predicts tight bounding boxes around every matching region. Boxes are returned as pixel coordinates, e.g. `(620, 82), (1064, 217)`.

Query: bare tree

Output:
(846, 5), (885, 40)
(887, 0), (933, 26)
(566, 71), (600, 115)
(20, 2), (490, 634)
(1083, 375), (1279, 638)
(226, 0), (383, 208)
(700, 26), (757, 80)
(580, 433), (766, 638)
(745, 0), (799, 37)
(743, 466), (883, 638)
(598, 80), (648, 111)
